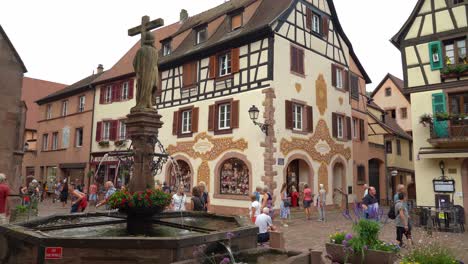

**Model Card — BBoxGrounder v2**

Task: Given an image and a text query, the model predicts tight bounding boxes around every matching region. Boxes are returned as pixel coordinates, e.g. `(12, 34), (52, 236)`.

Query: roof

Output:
(326, 0), (371, 84)
(0, 25), (27, 73)
(159, 0), (292, 68)
(390, 0), (424, 48)
(370, 73), (405, 98)
(93, 22), (181, 84)
(367, 100), (384, 112)
(367, 110), (412, 141)
(22, 77), (67, 129)
(36, 71), (105, 105)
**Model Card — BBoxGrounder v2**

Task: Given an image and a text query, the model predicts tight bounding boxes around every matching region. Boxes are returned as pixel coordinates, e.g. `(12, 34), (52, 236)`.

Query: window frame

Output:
(337, 115), (344, 139)
(218, 103), (232, 130)
(52, 132), (59, 150)
(119, 120), (127, 140)
(61, 100), (68, 117)
(290, 45), (305, 75)
(162, 40), (172, 56)
(78, 96), (85, 112)
(311, 13), (321, 34)
(385, 140), (392, 154)
(385, 87), (392, 97)
(46, 104), (52, 119)
(400, 107), (408, 119)
(352, 118), (358, 139)
(336, 67), (344, 89)
(350, 73), (360, 100)
(121, 82), (129, 101)
(292, 103), (303, 131)
(443, 37), (467, 66)
(102, 121), (111, 141)
(42, 134), (49, 151)
(196, 27), (207, 45)
(230, 13), (243, 31)
(75, 127), (83, 147)
(105, 86), (112, 103)
(218, 52), (232, 77)
(396, 139), (401, 156)
(181, 109), (193, 134)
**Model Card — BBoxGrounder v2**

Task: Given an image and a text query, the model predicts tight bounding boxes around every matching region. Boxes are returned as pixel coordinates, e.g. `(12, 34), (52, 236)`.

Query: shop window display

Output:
(220, 158), (249, 196)
(169, 160), (192, 193)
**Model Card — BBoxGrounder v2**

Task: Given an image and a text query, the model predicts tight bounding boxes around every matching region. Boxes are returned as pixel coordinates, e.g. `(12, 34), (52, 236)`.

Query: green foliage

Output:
(98, 141), (110, 147)
(370, 240), (400, 253)
(402, 242), (458, 264)
(86, 170), (94, 178)
(15, 205), (28, 213)
(441, 64), (468, 75)
(329, 232), (346, 244)
(352, 219), (380, 246)
(108, 188), (171, 210)
(419, 114), (433, 125)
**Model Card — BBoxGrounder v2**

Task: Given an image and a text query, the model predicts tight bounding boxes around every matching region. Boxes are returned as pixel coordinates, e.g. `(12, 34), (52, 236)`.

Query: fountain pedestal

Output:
(125, 108), (163, 235)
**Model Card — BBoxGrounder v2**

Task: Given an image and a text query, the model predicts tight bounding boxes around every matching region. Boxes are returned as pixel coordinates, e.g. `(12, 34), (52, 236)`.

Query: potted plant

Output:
(434, 112), (451, 121)
(107, 188), (171, 214)
(419, 114), (433, 127)
(114, 140), (127, 147)
(98, 141), (110, 147)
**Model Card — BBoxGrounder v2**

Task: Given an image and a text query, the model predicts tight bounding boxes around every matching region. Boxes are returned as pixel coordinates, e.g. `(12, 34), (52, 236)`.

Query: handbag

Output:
(283, 198), (291, 207)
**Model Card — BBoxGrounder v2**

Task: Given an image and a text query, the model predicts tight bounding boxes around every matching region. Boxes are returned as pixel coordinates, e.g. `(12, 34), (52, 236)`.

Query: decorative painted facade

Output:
(392, 0), (468, 216)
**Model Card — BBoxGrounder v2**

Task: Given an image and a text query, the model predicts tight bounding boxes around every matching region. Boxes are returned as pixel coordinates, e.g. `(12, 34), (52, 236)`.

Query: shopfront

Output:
(90, 153), (129, 189)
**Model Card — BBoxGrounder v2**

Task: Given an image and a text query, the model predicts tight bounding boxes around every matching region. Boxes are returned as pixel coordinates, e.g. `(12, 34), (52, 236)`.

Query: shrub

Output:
(352, 219), (380, 246)
(402, 242), (459, 264)
(329, 232), (346, 244)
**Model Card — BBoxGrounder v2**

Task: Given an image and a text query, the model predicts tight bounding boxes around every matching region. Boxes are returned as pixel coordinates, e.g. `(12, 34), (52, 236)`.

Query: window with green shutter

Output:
(432, 93), (449, 138)
(429, 41), (443, 70)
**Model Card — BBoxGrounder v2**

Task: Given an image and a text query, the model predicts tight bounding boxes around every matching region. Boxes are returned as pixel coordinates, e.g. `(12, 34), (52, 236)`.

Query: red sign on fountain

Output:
(45, 247), (63, 259)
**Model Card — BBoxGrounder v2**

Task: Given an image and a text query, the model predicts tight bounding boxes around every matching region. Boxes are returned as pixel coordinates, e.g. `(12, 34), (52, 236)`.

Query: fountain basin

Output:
(0, 211), (258, 264)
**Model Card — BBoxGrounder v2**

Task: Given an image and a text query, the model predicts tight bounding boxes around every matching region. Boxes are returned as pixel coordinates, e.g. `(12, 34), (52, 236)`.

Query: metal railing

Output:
(430, 120), (468, 139)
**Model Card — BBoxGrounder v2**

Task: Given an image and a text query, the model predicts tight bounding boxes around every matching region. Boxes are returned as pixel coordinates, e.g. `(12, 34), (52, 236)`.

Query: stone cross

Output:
(128, 16), (164, 46)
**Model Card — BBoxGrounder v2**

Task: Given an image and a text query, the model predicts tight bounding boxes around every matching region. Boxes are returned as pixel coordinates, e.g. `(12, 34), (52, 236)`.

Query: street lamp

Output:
(248, 105), (269, 136)
(439, 160), (445, 179)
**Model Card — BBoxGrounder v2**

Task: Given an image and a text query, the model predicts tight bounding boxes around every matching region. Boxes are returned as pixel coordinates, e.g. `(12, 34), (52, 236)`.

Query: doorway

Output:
(462, 159), (468, 218)
(285, 158), (312, 194)
(332, 162), (345, 207)
(368, 159), (381, 201)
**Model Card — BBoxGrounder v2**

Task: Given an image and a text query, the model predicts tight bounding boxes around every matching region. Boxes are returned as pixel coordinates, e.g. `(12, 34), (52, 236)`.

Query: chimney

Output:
(180, 9), (189, 22)
(97, 64), (104, 74)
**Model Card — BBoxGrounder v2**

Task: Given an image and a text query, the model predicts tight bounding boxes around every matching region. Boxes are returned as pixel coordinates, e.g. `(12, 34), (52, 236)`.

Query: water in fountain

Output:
(218, 242), (239, 264)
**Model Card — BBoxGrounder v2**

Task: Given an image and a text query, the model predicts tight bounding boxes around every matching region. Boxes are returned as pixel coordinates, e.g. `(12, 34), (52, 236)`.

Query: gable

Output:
(392, 0), (468, 47)
(0, 25), (27, 73)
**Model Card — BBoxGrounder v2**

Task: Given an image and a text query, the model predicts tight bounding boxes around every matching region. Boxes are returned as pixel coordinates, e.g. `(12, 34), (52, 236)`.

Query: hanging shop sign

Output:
(433, 179), (455, 193)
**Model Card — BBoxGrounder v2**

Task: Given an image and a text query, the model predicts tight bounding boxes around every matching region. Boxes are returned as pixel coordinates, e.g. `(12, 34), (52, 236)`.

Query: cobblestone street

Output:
(34, 200), (468, 263)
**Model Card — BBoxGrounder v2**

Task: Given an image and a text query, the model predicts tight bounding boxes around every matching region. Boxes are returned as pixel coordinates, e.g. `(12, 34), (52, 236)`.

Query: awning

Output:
(59, 163), (87, 169)
(418, 148), (468, 159)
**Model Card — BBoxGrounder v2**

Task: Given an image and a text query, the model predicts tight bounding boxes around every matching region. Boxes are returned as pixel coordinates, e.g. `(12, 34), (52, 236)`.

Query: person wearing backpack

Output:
(395, 192), (412, 247)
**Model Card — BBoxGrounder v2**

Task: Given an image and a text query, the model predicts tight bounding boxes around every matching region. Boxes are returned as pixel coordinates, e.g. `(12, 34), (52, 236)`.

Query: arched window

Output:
(169, 160), (192, 193)
(219, 158), (249, 196)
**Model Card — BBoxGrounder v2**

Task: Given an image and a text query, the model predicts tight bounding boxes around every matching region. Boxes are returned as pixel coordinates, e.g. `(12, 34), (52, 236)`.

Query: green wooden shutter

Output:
(432, 93), (449, 138)
(429, 41), (443, 70)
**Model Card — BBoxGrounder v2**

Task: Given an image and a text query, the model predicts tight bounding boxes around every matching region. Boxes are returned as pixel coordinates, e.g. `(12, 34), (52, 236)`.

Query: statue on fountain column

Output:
(132, 33), (159, 111)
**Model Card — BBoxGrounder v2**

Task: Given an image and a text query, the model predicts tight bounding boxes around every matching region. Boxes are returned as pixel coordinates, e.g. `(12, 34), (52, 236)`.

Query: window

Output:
(387, 109), (396, 119)
(290, 46), (304, 75)
(409, 142), (413, 161)
(292, 104), (303, 130)
(385, 140), (392, 153)
(46, 104), (52, 119)
(401, 107), (408, 119)
(453, 0), (465, 4)
(312, 13), (321, 34)
(448, 93), (468, 130)
(162, 41), (171, 56)
(103, 122), (111, 141)
(121, 82), (129, 100)
(219, 158), (250, 196)
(75, 128), (83, 147)
(350, 74), (359, 100)
(52, 132), (59, 150)
(196, 27), (207, 45)
(168, 160), (192, 193)
(357, 165), (366, 184)
(183, 61), (198, 87)
(218, 103), (231, 130)
(42, 134), (49, 151)
(181, 110), (192, 134)
(78, 96), (85, 112)
(218, 52), (232, 76)
(337, 116), (344, 139)
(352, 118), (358, 139)
(336, 68), (343, 89)
(61, 100), (68, 116)
(396, 139), (401, 155)
(385, 87), (391, 96)
(231, 13), (242, 31)
(119, 121), (126, 140)
(105, 86), (112, 103)
(444, 38), (467, 65)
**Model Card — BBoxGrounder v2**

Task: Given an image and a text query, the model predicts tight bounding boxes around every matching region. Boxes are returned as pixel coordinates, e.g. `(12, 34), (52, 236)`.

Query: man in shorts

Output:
(395, 192), (412, 247)
(255, 207), (276, 244)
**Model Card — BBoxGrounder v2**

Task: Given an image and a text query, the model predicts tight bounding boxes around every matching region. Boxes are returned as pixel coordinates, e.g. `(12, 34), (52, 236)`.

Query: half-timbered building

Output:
(392, 0), (468, 216)
(91, 0), (372, 214)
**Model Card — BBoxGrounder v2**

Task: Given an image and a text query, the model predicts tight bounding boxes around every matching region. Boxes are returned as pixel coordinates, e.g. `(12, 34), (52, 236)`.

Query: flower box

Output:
(114, 140), (127, 147)
(325, 243), (397, 264)
(98, 141), (110, 147)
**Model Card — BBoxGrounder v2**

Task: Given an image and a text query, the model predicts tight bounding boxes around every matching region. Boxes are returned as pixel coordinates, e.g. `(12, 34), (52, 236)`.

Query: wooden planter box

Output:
(325, 243), (397, 264)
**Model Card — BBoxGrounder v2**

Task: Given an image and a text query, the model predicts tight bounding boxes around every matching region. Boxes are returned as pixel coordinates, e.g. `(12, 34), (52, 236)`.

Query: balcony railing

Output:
(429, 119), (468, 145)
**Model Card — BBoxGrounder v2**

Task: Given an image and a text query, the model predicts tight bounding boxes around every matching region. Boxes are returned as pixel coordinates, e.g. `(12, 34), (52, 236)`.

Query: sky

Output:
(0, 0), (417, 91)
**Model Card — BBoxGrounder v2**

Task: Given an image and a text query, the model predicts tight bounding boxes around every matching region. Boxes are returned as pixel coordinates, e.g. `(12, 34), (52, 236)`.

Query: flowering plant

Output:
(401, 241), (460, 264)
(107, 188), (171, 210)
(329, 232), (346, 245)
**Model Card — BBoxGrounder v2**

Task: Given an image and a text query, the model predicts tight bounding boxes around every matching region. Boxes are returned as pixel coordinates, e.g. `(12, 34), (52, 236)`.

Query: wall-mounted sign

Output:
(45, 247), (63, 259)
(433, 179), (455, 193)
(277, 158), (285, 166)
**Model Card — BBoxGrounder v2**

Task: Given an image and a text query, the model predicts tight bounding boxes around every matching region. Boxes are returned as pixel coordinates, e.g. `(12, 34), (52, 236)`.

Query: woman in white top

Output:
(172, 186), (186, 212)
(250, 194), (261, 223)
